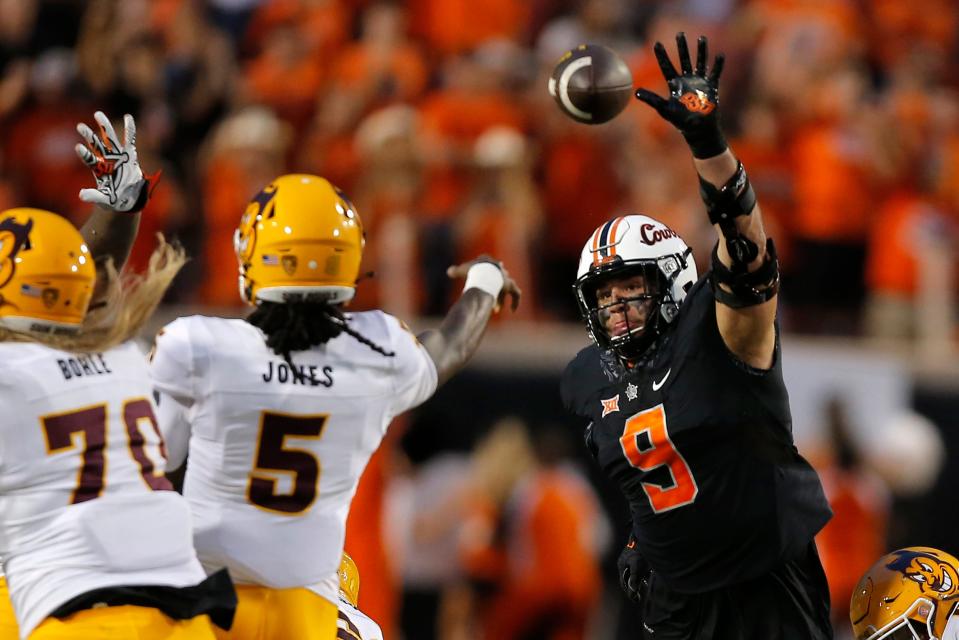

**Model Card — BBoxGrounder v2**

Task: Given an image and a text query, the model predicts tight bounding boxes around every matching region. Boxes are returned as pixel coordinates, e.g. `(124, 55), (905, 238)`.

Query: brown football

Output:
(548, 44), (633, 125)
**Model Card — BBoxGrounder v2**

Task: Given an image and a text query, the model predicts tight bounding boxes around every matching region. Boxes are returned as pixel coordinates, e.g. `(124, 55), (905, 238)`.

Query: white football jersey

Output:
(149, 312), (437, 605)
(338, 599), (383, 640)
(0, 340), (205, 638)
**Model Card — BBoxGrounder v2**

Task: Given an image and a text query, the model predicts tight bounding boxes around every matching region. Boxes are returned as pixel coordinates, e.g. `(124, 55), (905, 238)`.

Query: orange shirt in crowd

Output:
(865, 191), (956, 297)
(242, 46), (326, 130)
(407, 0), (528, 56)
(345, 418), (408, 640)
(199, 157), (252, 306)
(417, 91), (526, 221)
(462, 469), (603, 640)
(539, 133), (624, 258)
(4, 104), (99, 223)
(815, 466), (889, 622)
(333, 43), (429, 106)
(244, 0), (351, 57)
(789, 123), (872, 243)
(865, 0), (958, 68)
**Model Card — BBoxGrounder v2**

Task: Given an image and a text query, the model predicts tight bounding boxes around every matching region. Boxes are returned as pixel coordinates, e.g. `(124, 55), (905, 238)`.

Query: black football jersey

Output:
(561, 276), (832, 594)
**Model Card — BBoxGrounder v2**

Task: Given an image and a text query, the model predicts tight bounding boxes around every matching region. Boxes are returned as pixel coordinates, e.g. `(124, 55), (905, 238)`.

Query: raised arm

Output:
(75, 111), (154, 302)
(636, 33), (779, 369)
(417, 258), (521, 386)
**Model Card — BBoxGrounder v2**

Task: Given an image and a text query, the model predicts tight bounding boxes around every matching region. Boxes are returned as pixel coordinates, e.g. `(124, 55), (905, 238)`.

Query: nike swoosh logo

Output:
(652, 368), (671, 391)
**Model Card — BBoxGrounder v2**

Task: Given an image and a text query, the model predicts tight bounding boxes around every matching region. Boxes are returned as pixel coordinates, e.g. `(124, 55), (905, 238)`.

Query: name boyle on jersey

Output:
(262, 360), (334, 387)
(56, 353), (112, 380)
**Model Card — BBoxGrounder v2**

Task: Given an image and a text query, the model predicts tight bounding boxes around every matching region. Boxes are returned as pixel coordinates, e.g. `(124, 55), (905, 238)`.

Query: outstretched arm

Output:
(636, 33), (778, 369)
(417, 258), (522, 386)
(74, 111), (154, 302)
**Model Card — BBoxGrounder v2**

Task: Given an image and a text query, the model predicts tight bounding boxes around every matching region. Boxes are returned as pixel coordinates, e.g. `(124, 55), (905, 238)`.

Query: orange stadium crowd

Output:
(2, 0), (958, 336)
(1, 1), (957, 639)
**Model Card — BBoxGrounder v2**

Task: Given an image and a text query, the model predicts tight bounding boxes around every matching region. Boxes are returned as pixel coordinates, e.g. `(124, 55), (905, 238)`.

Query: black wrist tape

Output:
(683, 128), (728, 159)
(709, 238), (780, 308)
(698, 161), (756, 226)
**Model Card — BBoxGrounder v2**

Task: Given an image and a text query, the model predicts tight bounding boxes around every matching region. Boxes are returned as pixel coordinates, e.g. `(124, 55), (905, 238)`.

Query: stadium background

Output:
(2, 0), (958, 638)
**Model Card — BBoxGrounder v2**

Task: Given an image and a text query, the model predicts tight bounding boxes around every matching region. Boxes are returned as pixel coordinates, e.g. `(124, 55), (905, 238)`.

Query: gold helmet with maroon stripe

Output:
(234, 174), (364, 305)
(574, 214), (697, 361)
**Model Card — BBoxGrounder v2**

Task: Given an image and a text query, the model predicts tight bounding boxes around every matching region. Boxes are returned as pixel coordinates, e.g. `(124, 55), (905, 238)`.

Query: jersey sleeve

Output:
(383, 314), (438, 416)
(560, 346), (599, 419)
(149, 318), (196, 400)
(148, 318), (198, 469)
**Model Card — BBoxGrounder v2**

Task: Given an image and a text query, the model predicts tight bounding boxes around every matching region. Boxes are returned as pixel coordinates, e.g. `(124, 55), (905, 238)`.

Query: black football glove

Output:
(618, 535), (651, 604)
(635, 32), (727, 159)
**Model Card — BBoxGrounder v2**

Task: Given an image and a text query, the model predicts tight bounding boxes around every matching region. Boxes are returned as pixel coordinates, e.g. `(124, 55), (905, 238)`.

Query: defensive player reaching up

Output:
(560, 34), (833, 639)
(0, 112), (235, 640)
(149, 173), (520, 640)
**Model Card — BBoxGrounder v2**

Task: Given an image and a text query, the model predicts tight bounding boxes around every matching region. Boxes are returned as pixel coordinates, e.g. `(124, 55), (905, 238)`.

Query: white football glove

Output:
(75, 111), (150, 213)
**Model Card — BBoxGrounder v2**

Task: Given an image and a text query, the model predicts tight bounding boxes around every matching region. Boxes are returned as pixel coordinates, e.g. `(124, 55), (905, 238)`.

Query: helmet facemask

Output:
(858, 598), (937, 640)
(574, 259), (676, 362)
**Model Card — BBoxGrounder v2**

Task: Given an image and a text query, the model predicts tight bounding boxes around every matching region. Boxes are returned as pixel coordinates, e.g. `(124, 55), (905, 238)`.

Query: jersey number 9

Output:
(619, 404), (698, 513)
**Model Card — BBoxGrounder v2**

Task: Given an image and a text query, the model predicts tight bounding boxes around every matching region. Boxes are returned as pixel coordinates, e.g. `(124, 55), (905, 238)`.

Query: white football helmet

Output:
(574, 215), (697, 360)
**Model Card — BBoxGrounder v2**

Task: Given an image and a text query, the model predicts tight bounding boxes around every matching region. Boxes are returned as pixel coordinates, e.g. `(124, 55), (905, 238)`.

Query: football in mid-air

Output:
(548, 44), (633, 125)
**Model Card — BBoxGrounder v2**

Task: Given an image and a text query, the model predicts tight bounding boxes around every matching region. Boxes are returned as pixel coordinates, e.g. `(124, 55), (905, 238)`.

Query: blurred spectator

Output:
(784, 62), (878, 332)
(388, 451), (475, 640)
(197, 106), (290, 306)
(4, 48), (94, 221)
(0, 0), (36, 120)
(813, 397), (890, 636)
(460, 418), (608, 640)
(457, 126), (541, 321)
(350, 104), (423, 316)
(206, 0), (265, 47)
(408, 0), (529, 56)
(332, 3), (428, 110)
(417, 47), (528, 313)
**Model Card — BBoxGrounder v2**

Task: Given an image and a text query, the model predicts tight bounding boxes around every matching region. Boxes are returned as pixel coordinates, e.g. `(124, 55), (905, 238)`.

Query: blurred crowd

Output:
(2, 0), (959, 338)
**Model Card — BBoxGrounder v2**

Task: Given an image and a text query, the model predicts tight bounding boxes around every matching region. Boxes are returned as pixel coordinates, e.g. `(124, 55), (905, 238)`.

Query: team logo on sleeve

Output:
(601, 394), (620, 417)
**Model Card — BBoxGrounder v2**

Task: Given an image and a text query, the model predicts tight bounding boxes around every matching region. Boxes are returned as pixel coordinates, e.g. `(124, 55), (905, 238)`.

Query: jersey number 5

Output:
(619, 404), (698, 513)
(41, 398), (171, 504)
(247, 412), (329, 515)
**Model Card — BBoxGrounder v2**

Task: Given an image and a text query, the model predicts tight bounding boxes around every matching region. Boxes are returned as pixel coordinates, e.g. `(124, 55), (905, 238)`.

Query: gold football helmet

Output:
(234, 174), (365, 305)
(851, 547), (959, 640)
(0, 208), (94, 332)
(339, 552), (360, 607)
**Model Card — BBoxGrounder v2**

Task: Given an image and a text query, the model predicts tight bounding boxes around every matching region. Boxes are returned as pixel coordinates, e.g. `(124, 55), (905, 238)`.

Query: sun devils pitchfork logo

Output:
(0, 217), (33, 290)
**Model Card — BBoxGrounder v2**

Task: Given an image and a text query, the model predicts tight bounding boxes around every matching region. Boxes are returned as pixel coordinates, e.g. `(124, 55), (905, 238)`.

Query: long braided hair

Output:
(247, 300), (395, 365)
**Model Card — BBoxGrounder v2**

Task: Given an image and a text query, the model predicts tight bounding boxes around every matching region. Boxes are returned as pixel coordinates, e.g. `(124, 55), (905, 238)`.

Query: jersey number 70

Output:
(41, 398), (171, 504)
(619, 404), (698, 513)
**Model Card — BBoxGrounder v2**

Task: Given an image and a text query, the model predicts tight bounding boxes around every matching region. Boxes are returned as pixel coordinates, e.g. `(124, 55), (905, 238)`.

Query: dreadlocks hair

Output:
(247, 300), (396, 365)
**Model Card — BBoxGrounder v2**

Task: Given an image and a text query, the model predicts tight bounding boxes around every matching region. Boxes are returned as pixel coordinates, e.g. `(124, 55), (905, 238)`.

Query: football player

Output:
(337, 553), (383, 640)
(850, 547), (959, 640)
(0, 112), (235, 639)
(560, 34), (833, 638)
(149, 173), (520, 640)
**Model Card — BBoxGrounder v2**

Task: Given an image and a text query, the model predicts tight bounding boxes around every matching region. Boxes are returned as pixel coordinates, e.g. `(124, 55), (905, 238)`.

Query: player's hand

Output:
(618, 535), (650, 604)
(635, 32), (727, 159)
(75, 111), (152, 212)
(447, 256), (522, 313)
